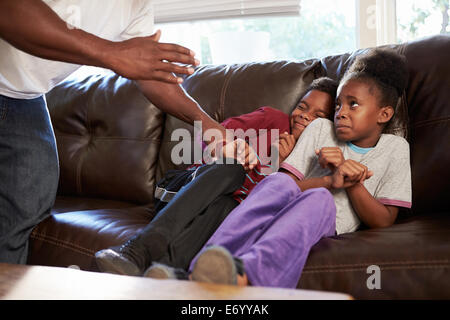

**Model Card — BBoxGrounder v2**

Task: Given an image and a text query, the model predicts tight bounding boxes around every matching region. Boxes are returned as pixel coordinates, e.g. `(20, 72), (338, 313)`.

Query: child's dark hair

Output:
(307, 77), (339, 100)
(343, 48), (408, 110)
(297, 77), (338, 120)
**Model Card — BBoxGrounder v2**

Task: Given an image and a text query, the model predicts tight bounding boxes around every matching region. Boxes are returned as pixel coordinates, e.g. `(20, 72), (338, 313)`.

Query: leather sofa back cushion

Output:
(402, 35), (450, 214)
(46, 70), (164, 204)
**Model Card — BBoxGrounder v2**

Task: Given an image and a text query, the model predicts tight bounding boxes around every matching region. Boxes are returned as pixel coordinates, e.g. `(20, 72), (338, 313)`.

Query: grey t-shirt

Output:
(280, 118), (412, 235)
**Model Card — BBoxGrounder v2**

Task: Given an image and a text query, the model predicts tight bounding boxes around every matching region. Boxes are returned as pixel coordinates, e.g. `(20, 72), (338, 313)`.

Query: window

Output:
(156, 1), (449, 64)
(156, 0), (356, 64)
(397, 0), (449, 43)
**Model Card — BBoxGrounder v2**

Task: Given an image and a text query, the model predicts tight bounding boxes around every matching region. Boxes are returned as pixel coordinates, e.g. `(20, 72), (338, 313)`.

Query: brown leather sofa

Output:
(28, 35), (450, 299)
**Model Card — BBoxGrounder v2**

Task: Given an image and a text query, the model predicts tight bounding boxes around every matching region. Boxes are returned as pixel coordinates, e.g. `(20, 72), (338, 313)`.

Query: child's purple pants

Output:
(189, 172), (336, 288)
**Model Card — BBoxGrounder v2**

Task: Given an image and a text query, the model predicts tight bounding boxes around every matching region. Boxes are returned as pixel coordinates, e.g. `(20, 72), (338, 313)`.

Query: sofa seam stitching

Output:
(31, 232), (95, 257)
(55, 132), (162, 142)
(219, 66), (233, 123)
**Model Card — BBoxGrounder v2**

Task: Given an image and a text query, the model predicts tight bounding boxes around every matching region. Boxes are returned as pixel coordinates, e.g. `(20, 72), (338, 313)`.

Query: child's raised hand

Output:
(278, 132), (296, 163)
(330, 159), (373, 189)
(315, 147), (345, 172)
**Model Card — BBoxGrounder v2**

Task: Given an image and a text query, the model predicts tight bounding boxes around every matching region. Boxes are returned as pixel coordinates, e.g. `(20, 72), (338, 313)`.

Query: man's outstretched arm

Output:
(137, 80), (258, 170)
(0, 0), (197, 83)
(136, 79), (224, 135)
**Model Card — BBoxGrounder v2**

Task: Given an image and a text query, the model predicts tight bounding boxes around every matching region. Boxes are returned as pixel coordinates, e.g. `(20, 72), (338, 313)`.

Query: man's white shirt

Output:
(0, 0), (154, 99)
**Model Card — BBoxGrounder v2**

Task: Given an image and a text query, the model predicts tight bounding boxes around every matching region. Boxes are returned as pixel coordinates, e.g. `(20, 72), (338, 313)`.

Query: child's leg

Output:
(96, 162), (246, 275)
(131, 162), (245, 261)
(159, 194), (240, 270)
(239, 187), (336, 288)
(189, 172), (302, 272)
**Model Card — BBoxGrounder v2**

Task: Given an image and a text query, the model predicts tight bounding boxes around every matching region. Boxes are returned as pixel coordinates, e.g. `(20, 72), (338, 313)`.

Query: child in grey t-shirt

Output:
(281, 117), (411, 234)
(189, 48), (412, 289)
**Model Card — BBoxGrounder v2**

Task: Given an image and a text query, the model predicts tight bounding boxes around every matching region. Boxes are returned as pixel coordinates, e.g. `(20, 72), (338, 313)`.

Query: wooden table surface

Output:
(0, 263), (352, 300)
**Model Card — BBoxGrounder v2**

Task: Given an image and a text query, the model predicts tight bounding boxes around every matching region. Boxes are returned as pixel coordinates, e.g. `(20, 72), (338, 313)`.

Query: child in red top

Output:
(218, 79), (335, 203)
(95, 77), (338, 278)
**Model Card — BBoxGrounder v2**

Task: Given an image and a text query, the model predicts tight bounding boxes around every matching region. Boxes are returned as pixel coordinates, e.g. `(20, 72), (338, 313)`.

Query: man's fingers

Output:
(236, 139), (246, 155)
(158, 41), (195, 55)
(149, 29), (162, 42)
(157, 52), (199, 68)
(156, 61), (195, 75)
(149, 70), (183, 84)
(244, 152), (258, 170)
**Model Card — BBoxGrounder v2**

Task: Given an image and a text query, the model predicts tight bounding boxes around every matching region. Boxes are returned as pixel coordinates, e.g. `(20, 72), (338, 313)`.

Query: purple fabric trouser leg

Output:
(189, 172), (336, 288)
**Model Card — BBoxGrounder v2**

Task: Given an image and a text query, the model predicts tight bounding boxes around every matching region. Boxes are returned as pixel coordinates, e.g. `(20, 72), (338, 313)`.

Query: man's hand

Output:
(0, 1), (198, 84)
(210, 138), (258, 171)
(316, 147), (345, 172)
(107, 30), (200, 83)
(330, 159), (373, 189)
(235, 138), (258, 171)
(278, 132), (296, 163)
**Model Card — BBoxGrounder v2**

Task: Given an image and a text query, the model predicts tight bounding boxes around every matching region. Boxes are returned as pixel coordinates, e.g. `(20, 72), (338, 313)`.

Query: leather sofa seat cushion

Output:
(46, 69), (165, 204)
(299, 213), (450, 299)
(29, 199), (152, 271)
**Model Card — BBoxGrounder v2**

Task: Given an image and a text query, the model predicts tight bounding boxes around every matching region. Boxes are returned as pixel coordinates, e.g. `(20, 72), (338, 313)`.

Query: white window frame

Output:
(356, 0), (397, 49)
(153, 0), (301, 24)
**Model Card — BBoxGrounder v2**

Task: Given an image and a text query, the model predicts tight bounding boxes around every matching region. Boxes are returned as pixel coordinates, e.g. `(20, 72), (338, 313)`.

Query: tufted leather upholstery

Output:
(47, 71), (165, 204)
(28, 35), (450, 299)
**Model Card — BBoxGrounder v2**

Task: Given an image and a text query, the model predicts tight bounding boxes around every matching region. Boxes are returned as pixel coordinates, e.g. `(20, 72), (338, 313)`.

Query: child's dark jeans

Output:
(131, 161), (245, 270)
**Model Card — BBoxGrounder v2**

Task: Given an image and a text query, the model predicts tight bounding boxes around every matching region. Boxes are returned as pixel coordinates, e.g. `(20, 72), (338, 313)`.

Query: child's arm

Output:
(346, 184), (399, 228)
(332, 159), (397, 228)
(284, 157), (399, 228)
(279, 169), (332, 191)
(281, 152), (367, 192)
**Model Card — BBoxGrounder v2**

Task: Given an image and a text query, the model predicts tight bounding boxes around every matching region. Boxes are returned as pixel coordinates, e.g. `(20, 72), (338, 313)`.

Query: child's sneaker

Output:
(191, 245), (243, 285)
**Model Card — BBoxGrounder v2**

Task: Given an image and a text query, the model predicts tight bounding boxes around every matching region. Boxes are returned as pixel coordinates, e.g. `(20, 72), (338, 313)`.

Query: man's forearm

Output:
(136, 79), (225, 134)
(0, 0), (110, 67)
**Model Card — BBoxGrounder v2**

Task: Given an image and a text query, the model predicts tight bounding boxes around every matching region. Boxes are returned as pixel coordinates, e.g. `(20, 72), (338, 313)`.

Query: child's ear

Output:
(377, 106), (394, 125)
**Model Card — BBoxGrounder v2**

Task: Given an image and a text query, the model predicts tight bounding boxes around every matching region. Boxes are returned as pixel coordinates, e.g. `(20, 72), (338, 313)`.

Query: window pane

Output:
(156, 0), (356, 64)
(397, 0), (450, 43)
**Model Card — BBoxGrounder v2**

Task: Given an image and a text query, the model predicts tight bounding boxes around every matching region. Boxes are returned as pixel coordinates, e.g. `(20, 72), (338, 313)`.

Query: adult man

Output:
(0, 0), (234, 264)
